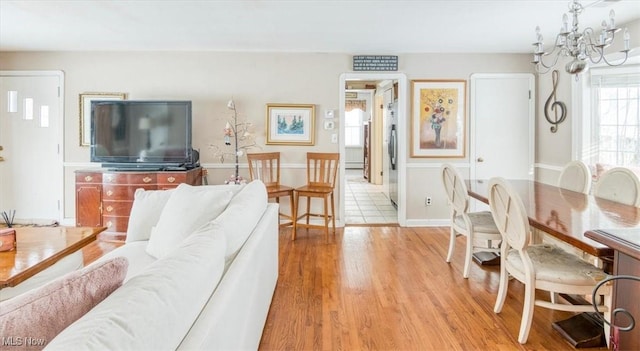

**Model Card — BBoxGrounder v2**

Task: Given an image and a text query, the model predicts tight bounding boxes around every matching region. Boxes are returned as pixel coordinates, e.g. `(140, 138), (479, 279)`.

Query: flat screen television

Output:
(90, 100), (196, 170)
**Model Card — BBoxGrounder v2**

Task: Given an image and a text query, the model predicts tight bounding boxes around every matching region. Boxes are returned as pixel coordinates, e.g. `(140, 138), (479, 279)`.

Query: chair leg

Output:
(323, 195), (329, 240)
(330, 192), (336, 234)
(494, 258), (508, 313)
(306, 197), (311, 226)
(463, 233), (473, 278)
(446, 226), (456, 263)
(289, 192), (295, 228)
(292, 192), (299, 241)
(518, 280), (536, 344)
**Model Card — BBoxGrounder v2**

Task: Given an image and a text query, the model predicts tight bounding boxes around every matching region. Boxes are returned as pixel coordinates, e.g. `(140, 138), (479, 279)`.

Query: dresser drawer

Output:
(101, 201), (133, 216)
(157, 172), (187, 186)
(103, 173), (157, 185)
(75, 172), (102, 184)
(102, 216), (129, 233)
(103, 185), (156, 200)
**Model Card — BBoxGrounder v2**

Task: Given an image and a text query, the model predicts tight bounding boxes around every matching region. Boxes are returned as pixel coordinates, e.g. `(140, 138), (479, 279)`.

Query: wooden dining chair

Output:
(247, 152), (295, 228)
(441, 163), (502, 278)
(488, 177), (611, 344)
(293, 152), (339, 241)
(558, 160), (592, 194)
(593, 167), (640, 207)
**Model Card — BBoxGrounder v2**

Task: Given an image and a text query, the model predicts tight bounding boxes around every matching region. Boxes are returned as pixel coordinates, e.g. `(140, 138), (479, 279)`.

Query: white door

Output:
(470, 73), (535, 180)
(0, 72), (63, 224)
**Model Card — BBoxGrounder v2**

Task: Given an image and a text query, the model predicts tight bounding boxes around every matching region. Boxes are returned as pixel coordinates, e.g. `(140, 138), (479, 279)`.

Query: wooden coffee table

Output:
(0, 226), (106, 288)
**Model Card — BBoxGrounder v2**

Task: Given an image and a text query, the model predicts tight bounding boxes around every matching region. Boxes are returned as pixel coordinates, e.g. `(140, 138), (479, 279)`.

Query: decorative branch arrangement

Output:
(1, 210), (16, 228)
(209, 99), (260, 184)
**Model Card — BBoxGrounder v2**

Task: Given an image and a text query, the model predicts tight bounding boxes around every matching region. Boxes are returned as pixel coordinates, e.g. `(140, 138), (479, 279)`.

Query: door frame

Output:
(0, 70), (65, 222)
(339, 73), (408, 226)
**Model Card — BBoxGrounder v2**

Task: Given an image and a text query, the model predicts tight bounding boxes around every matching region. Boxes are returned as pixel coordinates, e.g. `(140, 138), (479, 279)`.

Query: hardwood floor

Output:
(81, 226), (606, 350)
(259, 226), (606, 351)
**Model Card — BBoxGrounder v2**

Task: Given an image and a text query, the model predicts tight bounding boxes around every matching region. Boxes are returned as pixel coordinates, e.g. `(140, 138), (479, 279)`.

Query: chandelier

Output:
(532, 0), (631, 75)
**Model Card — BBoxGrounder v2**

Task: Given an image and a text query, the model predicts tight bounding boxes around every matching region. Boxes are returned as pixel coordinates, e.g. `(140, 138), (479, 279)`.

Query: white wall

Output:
(0, 51), (533, 224)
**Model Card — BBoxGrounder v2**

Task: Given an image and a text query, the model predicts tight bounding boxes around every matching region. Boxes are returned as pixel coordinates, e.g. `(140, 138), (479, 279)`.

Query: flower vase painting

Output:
(410, 80), (466, 158)
(266, 103), (315, 146)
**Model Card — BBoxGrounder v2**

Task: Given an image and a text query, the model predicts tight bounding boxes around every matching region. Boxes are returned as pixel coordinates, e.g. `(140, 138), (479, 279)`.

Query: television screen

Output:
(90, 100), (194, 168)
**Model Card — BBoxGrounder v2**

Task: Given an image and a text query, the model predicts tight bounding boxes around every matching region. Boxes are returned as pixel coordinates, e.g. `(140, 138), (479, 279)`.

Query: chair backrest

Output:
(488, 177), (531, 252)
(593, 167), (640, 207)
(440, 163), (469, 216)
(306, 152), (339, 188)
(558, 160), (592, 194)
(247, 152), (281, 187)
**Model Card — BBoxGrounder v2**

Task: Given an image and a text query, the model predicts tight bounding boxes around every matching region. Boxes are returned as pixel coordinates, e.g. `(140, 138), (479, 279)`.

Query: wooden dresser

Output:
(75, 167), (203, 235)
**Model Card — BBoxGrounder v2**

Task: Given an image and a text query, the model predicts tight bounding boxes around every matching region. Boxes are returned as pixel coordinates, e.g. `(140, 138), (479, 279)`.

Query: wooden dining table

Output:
(466, 179), (640, 347)
(465, 179), (640, 259)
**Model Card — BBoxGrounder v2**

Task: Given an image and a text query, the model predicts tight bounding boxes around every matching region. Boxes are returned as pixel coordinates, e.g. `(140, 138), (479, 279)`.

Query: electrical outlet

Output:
(425, 197), (432, 206)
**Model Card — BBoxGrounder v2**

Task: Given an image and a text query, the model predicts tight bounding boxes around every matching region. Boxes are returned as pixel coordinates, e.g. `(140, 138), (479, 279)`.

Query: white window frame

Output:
(572, 63), (640, 168)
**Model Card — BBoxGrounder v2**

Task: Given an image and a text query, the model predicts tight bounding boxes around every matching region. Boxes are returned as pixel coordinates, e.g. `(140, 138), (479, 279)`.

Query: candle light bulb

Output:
(562, 13), (569, 32)
(609, 9), (615, 29)
(624, 27), (630, 50)
(535, 26), (543, 42)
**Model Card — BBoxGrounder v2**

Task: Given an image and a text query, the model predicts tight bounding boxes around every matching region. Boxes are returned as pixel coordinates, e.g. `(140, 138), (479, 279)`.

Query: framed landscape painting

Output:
(265, 103), (315, 146)
(410, 80), (466, 158)
(79, 92), (127, 146)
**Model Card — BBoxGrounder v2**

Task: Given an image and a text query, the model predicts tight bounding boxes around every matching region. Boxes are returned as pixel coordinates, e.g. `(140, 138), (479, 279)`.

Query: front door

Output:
(0, 71), (63, 224)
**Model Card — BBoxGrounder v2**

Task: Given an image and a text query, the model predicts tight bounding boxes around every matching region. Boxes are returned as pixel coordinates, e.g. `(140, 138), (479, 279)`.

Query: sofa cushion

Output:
(213, 179), (268, 260)
(88, 241), (156, 282)
(0, 257), (128, 350)
(145, 183), (233, 258)
(45, 223), (227, 351)
(126, 188), (175, 243)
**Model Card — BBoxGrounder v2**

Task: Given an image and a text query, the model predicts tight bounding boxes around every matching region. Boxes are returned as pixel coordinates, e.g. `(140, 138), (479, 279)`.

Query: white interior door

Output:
(470, 73), (535, 181)
(0, 72), (63, 224)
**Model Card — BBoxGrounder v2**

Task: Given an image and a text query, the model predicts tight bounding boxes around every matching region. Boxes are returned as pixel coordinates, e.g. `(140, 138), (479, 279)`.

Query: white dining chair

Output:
(488, 177), (611, 344)
(593, 167), (640, 207)
(441, 164), (502, 278)
(558, 160), (591, 194)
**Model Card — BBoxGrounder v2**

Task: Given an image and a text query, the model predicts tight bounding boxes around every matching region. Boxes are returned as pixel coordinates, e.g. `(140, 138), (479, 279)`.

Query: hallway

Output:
(344, 169), (397, 225)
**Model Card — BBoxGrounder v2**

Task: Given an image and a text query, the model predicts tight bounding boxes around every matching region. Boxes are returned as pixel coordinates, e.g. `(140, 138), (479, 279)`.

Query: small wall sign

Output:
(353, 55), (398, 71)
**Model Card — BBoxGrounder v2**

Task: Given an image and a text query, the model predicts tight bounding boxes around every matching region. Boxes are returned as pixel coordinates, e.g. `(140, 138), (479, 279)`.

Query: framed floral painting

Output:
(410, 80), (466, 158)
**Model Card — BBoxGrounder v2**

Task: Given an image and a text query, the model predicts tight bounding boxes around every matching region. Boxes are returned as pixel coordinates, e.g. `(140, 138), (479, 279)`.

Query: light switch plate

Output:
(324, 109), (335, 119)
(331, 133), (338, 143)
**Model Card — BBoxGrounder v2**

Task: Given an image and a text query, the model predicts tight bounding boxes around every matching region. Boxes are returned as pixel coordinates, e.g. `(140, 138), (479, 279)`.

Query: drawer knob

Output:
(106, 221), (113, 228)
(106, 190), (113, 197)
(84, 175), (93, 182)
(167, 176), (176, 183)
(106, 176), (114, 183)
(106, 205), (113, 212)
(143, 177), (152, 183)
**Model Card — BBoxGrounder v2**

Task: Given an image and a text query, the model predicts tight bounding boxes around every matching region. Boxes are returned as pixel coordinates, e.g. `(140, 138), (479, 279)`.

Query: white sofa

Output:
(45, 180), (279, 350)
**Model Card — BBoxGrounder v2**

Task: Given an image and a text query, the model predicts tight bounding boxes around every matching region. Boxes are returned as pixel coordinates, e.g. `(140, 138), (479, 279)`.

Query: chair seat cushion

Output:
(506, 244), (607, 286)
(454, 211), (500, 233)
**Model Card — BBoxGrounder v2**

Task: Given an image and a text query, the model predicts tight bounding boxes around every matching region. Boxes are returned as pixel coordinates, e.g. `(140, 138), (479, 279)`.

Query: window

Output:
(577, 65), (640, 173)
(345, 99), (368, 147)
(345, 109), (364, 146)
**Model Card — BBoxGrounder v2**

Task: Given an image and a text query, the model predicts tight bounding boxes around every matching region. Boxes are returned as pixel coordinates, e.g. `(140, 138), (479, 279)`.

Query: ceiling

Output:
(1, 0), (639, 54)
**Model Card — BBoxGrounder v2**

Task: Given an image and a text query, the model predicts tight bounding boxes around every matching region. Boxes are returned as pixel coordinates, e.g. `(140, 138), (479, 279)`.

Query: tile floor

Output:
(344, 169), (397, 225)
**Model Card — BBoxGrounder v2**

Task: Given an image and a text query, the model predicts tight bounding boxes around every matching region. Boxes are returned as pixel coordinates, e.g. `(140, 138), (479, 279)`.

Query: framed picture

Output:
(265, 103), (315, 145)
(79, 92), (126, 146)
(410, 80), (466, 158)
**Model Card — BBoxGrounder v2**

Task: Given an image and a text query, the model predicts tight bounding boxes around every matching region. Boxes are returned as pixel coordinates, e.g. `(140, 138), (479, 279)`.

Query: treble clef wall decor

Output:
(544, 70), (567, 133)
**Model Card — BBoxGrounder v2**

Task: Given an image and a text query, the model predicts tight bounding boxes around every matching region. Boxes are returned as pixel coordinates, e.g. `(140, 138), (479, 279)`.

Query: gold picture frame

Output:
(79, 92), (127, 146)
(265, 103), (315, 146)
(410, 80), (466, 158)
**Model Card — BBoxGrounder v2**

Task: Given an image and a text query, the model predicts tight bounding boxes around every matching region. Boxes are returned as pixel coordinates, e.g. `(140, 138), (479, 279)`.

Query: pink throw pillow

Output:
(0, 257), (128, 350)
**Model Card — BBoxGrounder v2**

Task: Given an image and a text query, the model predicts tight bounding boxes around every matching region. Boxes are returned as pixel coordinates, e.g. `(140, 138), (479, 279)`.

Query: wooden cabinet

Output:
(75, 167), (203, 236)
